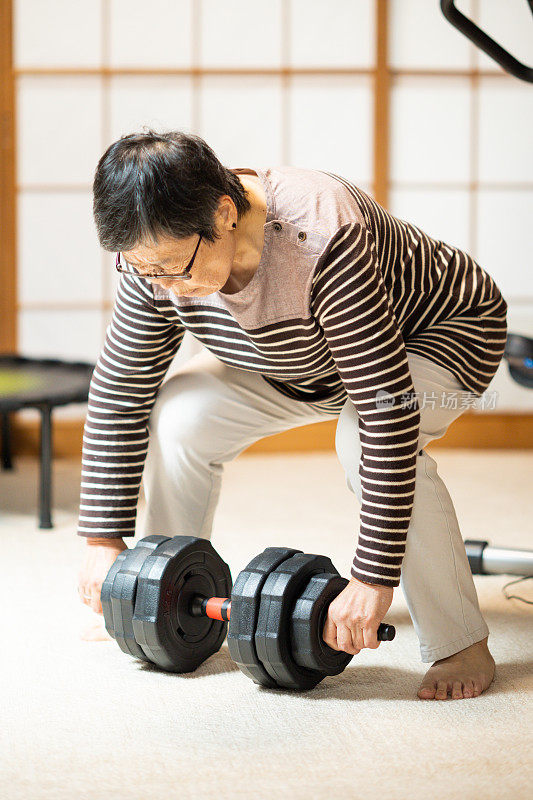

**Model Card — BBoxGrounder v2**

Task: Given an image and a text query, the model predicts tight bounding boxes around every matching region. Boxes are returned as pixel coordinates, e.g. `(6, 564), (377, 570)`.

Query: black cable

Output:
(501, 576), (533, 605)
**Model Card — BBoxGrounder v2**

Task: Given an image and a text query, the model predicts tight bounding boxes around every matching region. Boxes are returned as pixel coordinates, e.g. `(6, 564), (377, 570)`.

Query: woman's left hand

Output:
(322, 576), (394, 655)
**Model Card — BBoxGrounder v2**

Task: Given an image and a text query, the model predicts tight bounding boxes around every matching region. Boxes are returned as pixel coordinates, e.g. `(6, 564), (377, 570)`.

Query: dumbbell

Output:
(101, 535), (395, 691)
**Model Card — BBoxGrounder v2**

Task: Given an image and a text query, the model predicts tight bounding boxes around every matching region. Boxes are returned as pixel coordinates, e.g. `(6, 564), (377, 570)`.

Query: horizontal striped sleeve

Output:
(77, 275), (185, 539)
(311, 222), (421, 588)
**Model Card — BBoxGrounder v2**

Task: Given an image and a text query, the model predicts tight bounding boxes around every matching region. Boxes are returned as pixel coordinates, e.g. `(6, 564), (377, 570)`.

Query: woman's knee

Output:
(335, 399), (362, 475)
(148, 370), (221, 450)
(407, 353), (468, 445)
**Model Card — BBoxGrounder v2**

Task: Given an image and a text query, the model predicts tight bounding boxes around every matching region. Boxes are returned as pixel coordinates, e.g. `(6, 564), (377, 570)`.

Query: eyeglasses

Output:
(115, 234), (202, 282)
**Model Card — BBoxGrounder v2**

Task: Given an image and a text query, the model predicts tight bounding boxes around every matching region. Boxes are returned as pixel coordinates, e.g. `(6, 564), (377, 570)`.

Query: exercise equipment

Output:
(441, 0), (533, 583)
(108, 535), (170, 660)
(465, 540), (533, 577)
(132, 536), (232, 672)
(504, 333), (533, 390)
(101, 535), (396, 691)
(441, 0), (533, 84)
(101, 535), (232, 673)
(224, 545), (301, 687)
(460, 339), (533, 584)
(0, 355), (94, 528)
(253, 552), (358, 691)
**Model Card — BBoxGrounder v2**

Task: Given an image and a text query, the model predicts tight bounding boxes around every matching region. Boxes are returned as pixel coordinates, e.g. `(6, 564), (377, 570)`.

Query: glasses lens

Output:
(118, 253), (191, 279)
(119, 255), (154, 277)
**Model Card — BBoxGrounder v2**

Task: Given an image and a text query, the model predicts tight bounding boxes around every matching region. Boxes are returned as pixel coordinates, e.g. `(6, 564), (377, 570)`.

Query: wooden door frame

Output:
(0, 0), (16, 352)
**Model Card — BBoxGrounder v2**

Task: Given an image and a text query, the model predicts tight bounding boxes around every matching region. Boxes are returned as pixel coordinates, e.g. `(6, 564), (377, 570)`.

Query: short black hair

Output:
(92, 129), (252, 251)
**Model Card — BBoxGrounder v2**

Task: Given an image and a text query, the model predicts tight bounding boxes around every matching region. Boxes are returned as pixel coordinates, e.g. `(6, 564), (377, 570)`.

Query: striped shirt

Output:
(78, 166), (507, 587)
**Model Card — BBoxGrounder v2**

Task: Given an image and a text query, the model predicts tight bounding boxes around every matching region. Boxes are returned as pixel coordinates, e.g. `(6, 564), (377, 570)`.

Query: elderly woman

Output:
(78, 130), (507, 700)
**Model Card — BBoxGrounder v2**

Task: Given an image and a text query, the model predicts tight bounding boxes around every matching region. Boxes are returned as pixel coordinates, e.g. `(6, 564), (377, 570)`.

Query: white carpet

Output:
(1, 451), (532, 800)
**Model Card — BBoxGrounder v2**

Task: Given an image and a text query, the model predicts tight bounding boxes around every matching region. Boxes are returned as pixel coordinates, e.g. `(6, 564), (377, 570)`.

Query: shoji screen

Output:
(14, 0), (376, 421)
(388, 0), (533, 410)
(14, 0), (530, 421)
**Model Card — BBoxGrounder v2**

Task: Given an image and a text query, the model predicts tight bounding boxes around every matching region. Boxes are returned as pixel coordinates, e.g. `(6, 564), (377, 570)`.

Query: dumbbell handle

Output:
(190, 596), (232, 622)
(189, 595), (396, 641)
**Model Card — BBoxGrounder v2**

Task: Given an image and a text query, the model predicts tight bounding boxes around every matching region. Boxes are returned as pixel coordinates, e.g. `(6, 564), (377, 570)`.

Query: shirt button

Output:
(273, 222), (282, 231)
(298, 231), (307, 241)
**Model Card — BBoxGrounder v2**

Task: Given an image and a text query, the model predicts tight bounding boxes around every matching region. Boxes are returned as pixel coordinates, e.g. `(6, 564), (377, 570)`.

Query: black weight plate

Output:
(254, 553), (338, 690)
(227, 547), (300, 687)
(291, 572), (353, 675)
(110, 535), (170, 660)
(132, 536), (232, 672)
(101, 550), (128, 639)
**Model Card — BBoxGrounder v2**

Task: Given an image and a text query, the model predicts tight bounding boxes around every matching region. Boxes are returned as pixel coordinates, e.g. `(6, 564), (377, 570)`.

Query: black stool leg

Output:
(39, 404), (53, 529)
(1, 412), (13, 470)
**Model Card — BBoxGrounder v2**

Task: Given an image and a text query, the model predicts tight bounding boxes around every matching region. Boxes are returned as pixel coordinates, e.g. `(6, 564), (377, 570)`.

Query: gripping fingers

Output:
(78, 585), (89, 607)
(88, 583), (103, 614)
(362, 625), (381, 650)
(351, 625), (365, 652)
(336, 624), (360, 656)
(322, 616), (360, 655)
(322, 612), (339, 650)
(78, 582), (102, 614)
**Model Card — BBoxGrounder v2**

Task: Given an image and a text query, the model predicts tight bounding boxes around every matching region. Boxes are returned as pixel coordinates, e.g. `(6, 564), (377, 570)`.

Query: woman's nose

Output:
(156, 278), (175, 290)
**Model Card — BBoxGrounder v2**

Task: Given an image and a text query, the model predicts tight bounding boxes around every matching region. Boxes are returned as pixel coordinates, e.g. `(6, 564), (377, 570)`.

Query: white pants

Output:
(142, 347), (489, 662)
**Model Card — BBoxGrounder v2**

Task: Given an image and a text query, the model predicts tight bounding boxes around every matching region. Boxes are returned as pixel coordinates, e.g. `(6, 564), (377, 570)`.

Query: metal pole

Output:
(39, 404), (52, 529)
(465, 539), (533, 577)
(1, 411), (13, 469)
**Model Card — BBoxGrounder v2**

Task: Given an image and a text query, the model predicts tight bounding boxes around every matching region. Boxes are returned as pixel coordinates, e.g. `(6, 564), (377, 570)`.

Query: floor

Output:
(1, 450), (532, 800)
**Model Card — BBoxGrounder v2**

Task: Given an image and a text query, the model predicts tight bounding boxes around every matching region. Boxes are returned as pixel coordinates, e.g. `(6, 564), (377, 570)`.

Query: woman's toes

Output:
(473, 680), (483, 696)
(463, 680), (475, 698)
(451, 680), (463, 699)
(417, 683), (437, 700)
(435, 679), (449, 700)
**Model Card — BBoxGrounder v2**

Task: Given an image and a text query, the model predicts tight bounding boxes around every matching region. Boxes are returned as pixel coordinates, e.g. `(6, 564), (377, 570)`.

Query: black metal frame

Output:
(0, 356), (94, 529)
(440, 0), (533, 83)
(115, 233), (202, 282)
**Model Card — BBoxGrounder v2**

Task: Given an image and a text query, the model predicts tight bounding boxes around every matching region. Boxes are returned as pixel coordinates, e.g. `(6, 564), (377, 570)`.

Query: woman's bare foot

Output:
(417, 636), (495, 700)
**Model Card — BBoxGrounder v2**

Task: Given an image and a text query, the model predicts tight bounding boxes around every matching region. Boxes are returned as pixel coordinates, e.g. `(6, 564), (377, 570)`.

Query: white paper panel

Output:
(107, 77), (194, 145)
(389, 188), (471, 253)
(287, 77), (373, 183)
(473, 0), (533, 73)
(14, 0), (103, 68)
(390, 0), (475, 69)
(200, 0), (282, 67)
(17, 77), (102, 186)
(390, 77), (471, 183)
(199, 77), (283, 166)
(478, 79), (533, 183)
(289, 0), (375, 67)
(477, 302), (533, 412)
(475, 190), (533, 300)
(18, 191), (103, 305)
(109, 0), (193, 67)
(18, 310), (104, 362)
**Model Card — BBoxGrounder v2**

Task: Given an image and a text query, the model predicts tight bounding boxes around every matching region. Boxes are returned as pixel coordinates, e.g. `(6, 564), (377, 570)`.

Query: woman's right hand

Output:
(78, 538), (128, 614)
